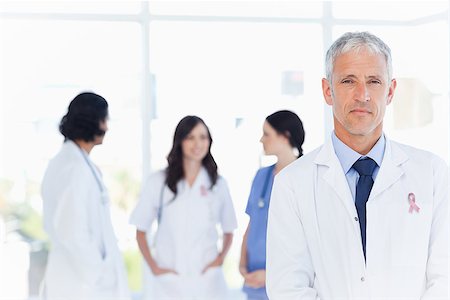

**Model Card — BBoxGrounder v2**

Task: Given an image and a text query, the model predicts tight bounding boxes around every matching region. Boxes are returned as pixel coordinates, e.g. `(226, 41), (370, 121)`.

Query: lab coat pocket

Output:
(390, 195), (432, 268)
(156, 272), (178, 280)
(202, 265), (221, 276)
(155, 273), (183, 297)
(199, 266), (228, 298)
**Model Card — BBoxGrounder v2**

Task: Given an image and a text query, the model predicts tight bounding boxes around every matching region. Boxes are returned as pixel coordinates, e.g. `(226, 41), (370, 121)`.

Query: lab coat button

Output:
(354, 217), (359, 221)
(360, 276), (365, 282)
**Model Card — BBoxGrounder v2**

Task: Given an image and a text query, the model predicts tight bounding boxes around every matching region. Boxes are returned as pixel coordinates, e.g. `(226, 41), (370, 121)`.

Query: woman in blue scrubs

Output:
(239, 110), (305, 300)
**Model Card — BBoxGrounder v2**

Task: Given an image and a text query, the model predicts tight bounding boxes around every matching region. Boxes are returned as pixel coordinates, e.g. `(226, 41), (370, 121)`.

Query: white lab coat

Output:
(130, 168), (237, 300)
(41, 140), (129, 300)
(266, 137), (448, 300)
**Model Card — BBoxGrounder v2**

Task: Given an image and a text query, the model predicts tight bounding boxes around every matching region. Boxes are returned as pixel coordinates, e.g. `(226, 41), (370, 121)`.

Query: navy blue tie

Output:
(352, 158), (377, 259)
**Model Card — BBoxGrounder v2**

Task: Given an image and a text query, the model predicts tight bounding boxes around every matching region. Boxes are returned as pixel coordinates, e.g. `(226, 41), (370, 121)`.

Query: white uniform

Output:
(266, 137), (448, 300)
(130, 168), (237, 300)
(41, 140), (129, 300)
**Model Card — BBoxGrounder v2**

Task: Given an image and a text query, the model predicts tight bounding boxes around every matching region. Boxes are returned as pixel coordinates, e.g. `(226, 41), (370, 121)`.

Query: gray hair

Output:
(325, 32), (393, 84)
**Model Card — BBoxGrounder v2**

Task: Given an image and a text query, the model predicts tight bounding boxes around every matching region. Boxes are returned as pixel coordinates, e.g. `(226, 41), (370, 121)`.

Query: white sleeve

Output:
(129, 172), (164, 232)
(422, 157), (449, 299)
(266, 173), (320, 300)
(217, 177), (237, 233)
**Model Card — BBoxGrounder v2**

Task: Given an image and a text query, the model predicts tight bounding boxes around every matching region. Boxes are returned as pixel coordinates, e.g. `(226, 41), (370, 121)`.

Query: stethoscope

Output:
(78, 146), (109, 204)
(77, 145), (110, 260)
(257, 164), (275, 208)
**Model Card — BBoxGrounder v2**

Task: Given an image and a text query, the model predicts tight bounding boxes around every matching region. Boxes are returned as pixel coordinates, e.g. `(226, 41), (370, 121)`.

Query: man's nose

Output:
(355, 83), (370, 102)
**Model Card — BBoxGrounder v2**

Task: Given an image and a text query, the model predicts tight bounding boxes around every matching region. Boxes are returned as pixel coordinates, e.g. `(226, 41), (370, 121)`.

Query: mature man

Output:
(266, 32), (448, 299)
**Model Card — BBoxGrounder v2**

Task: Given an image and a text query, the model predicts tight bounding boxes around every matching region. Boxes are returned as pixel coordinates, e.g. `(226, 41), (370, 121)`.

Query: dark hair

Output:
(266, 110), (305, 158)
(59, 92), (108, 142)
(166, 116), (218, 195)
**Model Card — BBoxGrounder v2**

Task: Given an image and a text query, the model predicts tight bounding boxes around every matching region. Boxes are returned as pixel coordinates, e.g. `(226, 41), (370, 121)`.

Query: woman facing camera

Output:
(130, 116), (237, 299)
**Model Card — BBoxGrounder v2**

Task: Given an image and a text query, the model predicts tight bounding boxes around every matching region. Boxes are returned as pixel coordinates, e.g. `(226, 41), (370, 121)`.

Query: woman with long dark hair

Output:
(130, 116), (237, 299)
(239, 110), (305, 300)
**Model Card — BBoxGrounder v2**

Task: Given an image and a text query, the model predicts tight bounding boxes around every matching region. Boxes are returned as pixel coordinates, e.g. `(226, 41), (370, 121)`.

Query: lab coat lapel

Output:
(369, 138), (408, 201)
(191, 167), (210, 192)
(314, 139), (356, 219)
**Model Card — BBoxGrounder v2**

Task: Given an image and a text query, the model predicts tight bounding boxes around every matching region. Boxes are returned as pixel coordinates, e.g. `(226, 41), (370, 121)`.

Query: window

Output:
(0, 1), (448, 298)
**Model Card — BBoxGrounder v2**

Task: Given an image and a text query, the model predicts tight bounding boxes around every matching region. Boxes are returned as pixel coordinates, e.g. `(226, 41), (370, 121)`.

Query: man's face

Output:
(322, 48), (396, 141)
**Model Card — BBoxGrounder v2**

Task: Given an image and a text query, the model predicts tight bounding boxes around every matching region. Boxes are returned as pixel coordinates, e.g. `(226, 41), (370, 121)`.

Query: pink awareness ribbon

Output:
(200, 185), (208, 196)
(408, 193), (420, 213)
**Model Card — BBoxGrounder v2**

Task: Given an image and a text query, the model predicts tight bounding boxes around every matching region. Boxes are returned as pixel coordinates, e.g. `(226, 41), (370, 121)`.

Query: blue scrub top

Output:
(243, 164), (275, 298)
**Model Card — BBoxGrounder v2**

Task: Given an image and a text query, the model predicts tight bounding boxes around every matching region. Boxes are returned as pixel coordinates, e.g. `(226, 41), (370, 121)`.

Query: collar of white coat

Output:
(331, 132), (385, 175)
(63, 140), (100, 175)
(314, 134), (409, 201)
(64, 139), (88, 157)
(181, 166), (212, 191)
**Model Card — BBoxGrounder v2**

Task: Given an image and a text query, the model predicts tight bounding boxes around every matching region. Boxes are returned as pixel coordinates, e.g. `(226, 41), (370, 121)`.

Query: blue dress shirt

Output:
(331, 132), (385, 201)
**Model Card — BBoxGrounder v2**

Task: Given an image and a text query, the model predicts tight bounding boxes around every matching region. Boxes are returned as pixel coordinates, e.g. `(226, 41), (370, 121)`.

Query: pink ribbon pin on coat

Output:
(200, 185), (208, 196)
(408, 192), (420, 213)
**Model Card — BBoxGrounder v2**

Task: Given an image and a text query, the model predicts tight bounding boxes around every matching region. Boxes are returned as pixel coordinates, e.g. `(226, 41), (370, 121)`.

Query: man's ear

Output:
(386, 78), (397, 105)
(322, 78), (333, 106)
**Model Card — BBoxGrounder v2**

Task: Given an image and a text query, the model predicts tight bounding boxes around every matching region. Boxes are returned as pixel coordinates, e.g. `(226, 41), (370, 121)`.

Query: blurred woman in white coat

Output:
(41, 92), (129, 300)
(130, 116), (237, 300)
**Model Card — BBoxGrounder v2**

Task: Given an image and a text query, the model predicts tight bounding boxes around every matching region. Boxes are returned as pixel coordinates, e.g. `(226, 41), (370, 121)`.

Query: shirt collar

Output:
(181, 166), (210, 190)
(331, 131), (385, 174)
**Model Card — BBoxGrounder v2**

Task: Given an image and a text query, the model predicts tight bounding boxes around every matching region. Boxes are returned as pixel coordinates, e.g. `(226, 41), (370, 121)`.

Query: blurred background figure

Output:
(41, 92), (130, 300)
(130, 115), (237, 299)
(239, 110), (305, 300)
